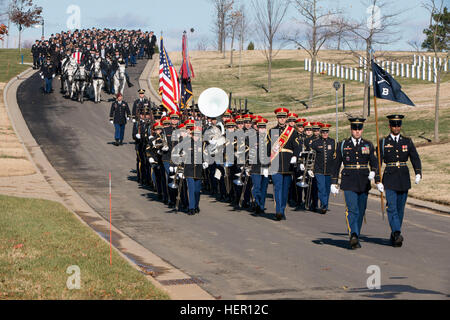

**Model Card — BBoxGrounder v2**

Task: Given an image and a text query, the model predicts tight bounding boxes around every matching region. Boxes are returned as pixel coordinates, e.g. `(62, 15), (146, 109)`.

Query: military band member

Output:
(250, 118), (270, 214)
(269, 107), (302, 221)
(147, 122), (167, 201)
(331, 118), (383, 249)
(378, 114), (422, 247)
(109, 93), (131, 146)
(310, 123), (335, 214)
(133, 108), (147, 184)
(184, 125), (204, 215)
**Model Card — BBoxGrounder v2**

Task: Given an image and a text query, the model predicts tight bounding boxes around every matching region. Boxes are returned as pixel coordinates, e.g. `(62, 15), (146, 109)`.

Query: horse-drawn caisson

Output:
(39, 28), (150, 103)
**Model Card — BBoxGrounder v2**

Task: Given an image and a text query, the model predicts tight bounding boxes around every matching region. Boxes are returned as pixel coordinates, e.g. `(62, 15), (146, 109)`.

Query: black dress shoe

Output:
(188, 209), (195, 215)
(119, 140), (123, 145)
(320, 207), (327, 214)
(195, 207), (200, 214)
(350, 233), (360, 249)
(275, 213), (282, 221)
(392, 231), (403, 247)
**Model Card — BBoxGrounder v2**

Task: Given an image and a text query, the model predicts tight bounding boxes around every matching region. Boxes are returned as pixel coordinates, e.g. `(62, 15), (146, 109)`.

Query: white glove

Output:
(152, 140), (156, 146)
(110, 120), (113, 124)
(132, 119), (136, 123)
(41, 75), (44, 79)
(300, 163), (305, 171)
(203, 162), (209, 169)
(149, 157), (155, 164)
(162, 146), (169, 152)
(368, 171), (375, 181)
(331, 184), (339, 195)
(290, 156), (297, 164)
(162, 111), (167, 116)
(263, 168), (269, 178)
(415, 174), (421, 184)
(135, 133), (141, 139)
(377, 183), (384, 193)
(126, 117), (130, 121)
(308, 170), (314, 178)
(169, 166), (175, 173)
(52, 74), (55, 78)
(245, 167), (251, 176)
(178, 172), (184, 179)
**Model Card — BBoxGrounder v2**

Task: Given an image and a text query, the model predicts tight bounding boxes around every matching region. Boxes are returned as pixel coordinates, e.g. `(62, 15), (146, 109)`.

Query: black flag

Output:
(371, 60), (415, 106)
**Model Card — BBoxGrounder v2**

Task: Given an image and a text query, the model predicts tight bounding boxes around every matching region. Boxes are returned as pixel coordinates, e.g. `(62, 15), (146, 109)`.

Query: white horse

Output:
(63, 58), (77, 99)
(113, 63), (126, 96)
(91, 60), (104, 103)
(73, 64), (88, 103)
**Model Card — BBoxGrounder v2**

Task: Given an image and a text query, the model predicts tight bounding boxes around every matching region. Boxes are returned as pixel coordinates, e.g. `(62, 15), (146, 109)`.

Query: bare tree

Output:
(9, 0), (42, 52)
(228, 9), (242, 67)
(252, 0), (290, 93)
(210, 0), (234, 55)
(422, 0), (448, 143)
(196, 36), (211, 51)
(237, 4), (252, 79)
(284, 0), (342, 108)
(342, 0), (403, 118)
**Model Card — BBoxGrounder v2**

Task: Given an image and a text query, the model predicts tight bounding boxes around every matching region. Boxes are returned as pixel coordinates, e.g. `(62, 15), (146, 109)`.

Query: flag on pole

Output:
(179, 31), (195, 109)
(159, 37), (180, 112)
(372, 60), (415, 106)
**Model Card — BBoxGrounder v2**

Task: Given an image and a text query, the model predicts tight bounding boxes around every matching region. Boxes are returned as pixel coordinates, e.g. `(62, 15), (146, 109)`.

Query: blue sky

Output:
(2, 0), (437, 51)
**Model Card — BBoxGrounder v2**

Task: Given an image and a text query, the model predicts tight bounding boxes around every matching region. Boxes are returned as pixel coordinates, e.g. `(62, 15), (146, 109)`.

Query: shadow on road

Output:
(348, 284), (448, 299)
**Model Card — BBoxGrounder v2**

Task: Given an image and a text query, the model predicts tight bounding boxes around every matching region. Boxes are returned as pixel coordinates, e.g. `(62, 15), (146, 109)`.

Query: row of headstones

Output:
(358, 56), (448, 83)
(304, 56), (448, 83)
(304, 58), (372, 83)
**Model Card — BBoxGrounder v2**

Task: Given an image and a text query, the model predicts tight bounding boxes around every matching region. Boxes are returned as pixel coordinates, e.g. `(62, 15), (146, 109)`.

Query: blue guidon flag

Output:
(159, 37), (180, 113)
(372, 60), (415, 106)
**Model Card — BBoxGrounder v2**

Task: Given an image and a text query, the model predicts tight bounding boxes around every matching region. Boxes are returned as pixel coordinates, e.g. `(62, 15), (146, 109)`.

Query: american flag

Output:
(159, 37), (180, 112)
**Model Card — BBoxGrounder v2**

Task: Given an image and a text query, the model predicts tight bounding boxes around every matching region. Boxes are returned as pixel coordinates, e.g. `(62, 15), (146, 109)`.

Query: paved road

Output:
(17, 60), (449, 299)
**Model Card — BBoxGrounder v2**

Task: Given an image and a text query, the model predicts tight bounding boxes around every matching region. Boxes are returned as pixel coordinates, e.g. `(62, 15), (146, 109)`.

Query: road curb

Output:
(3, 63), (214, 300)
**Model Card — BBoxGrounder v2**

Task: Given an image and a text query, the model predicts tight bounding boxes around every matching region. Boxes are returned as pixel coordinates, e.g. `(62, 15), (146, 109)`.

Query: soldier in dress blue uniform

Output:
(109, 93), (131, 146)
(268, 107), (302, 221)
(184, 124), (204, 215)
(250, 118), (270, 214)
(40, 55), (56, 94)
(378, 114), (422, 247)
(310, 123), (336, 214)
(331, 118), (384, 249)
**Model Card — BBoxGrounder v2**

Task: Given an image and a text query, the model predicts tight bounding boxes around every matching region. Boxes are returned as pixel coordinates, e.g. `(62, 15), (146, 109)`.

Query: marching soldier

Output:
(304, 121), (321, 211)
(331, 118), (384, 249)
(184, 124), (204, 215)
(250, 118), (270, 214)
(109, 93), (131, 146)
(132, 89), (149, 121)
(378, 114), (422, 247)
(40, 55), (56, 94)
(310, 123), (336, 214)
(147, 122), (167, 201)
(293, 118), (307, 210)
(268, 107), (302, 221)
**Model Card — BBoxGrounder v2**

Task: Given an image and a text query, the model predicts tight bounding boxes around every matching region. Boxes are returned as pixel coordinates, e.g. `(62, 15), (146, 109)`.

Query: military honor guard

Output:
(379, 115), (422, 247)
(331, 118), (384, 249)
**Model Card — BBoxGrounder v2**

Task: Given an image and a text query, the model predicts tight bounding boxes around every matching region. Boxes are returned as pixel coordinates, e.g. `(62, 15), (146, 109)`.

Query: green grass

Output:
(0, 49), (32, 83)
(0, 195), (169, 299)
